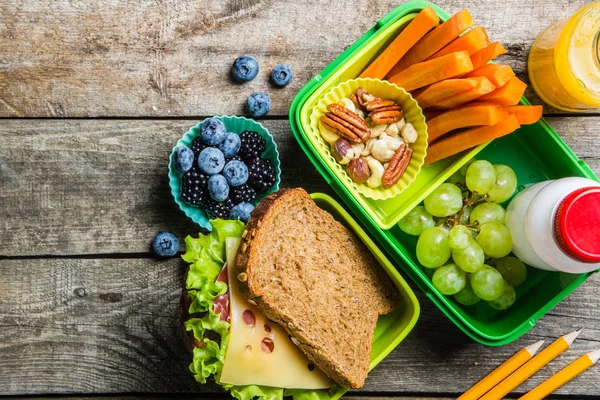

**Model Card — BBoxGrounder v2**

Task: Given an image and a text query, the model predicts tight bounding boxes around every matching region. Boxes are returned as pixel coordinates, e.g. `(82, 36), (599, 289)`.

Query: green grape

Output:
(476, 222), (513, 258)
(452, 240), (485, 273)
(486, 257), (500, 267)
(446, 170), (465, 185)
(399, 206), (435, 236)
(487, 164), (518, 203)
(416, 227), (451, 268)
(496, 256), (527, 286)
(470, 265), (505, 301)
(448, 225), (472, 250)
(488, 281), (516, 310)
(459, 158), (477, 177)
(432, 263), (467, 295)
(466, 160), (497, 194)
(470, 203), (506, 225)
(454, 281), (481, 306)
(424, 183), (464, 217)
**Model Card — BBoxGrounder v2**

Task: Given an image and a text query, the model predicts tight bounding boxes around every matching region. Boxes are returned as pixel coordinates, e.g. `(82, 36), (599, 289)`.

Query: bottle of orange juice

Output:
(529, 2), (600, 111)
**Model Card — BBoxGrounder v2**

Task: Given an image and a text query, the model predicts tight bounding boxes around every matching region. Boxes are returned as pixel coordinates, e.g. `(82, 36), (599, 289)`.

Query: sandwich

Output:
(180, 188), (399, 399)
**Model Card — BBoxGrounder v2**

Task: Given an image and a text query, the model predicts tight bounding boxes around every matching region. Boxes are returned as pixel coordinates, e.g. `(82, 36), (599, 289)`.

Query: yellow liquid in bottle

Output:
(529, 2), (600, 111)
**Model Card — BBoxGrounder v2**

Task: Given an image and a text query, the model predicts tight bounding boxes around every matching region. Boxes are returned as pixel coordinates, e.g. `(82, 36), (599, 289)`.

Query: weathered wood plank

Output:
(0, 257), (599, 395)
(1, 117), (598, 257)
(0, 0), (592, 117)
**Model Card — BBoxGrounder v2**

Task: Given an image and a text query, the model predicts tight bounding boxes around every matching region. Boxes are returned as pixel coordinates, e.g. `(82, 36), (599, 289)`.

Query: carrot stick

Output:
(432, 77), (495, 109)
(428, 26), (490, 60)
(508, 105), (543, 124)
(425, 110), (443, 120)
(360, 6), (439, 79)
(389, 51), (474, 92)
(478, 76), (527, 105)
(470, 42), (507, 70)
(427, 103), (510, 143)
(387, 9), (473, 76)
(466, 64), (515, 87)
(425, 114), (520, 165)
(414, 78), (480, 109)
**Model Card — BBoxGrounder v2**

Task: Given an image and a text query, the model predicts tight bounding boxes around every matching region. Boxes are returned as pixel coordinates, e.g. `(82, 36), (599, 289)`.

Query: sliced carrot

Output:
(466, 64), (515, 87)
(388, 51), (474, 92)
(428, 26), (490, 60)
(414, 78), (480, 109)
(425, 114), (520, 165)
(427, 103), (510, 143)
(432, 76), (495, 109)
(478, 76), (527, 105)
(424, 110), (443, 120)
(508, 105), (543, 124)
(387, 9), (473, 76)
(360, 6), (439, 79)
(470, 41), (507, 70)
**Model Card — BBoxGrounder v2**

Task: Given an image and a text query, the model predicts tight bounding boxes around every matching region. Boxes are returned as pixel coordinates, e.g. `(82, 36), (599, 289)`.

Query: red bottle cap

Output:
(554, 186), (600, 263)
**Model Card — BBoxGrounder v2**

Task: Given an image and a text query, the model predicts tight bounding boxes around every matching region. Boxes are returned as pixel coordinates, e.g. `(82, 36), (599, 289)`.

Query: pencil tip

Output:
(525, 340), (546, 355)
(563, 328), (583, 345)
(588, 349), (600, 364)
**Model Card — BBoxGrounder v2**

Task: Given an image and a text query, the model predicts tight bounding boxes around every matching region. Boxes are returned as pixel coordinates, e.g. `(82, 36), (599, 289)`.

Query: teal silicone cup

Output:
(169, 116), (281, 231)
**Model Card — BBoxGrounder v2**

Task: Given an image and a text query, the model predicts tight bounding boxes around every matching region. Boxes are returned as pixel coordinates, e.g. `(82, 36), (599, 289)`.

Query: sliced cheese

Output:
(219, 237), (331, 389)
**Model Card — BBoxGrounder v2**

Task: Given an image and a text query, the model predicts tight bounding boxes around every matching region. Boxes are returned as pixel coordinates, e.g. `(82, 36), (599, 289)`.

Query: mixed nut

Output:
(319, 87), (418, 189)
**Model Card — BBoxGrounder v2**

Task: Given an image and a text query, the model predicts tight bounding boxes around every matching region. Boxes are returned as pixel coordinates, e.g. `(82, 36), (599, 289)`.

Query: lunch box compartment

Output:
(291, 2), (598, 346)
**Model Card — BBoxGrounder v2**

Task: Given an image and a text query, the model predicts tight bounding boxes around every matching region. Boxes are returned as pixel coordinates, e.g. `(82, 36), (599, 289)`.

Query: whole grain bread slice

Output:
(234, 188), (398, 389)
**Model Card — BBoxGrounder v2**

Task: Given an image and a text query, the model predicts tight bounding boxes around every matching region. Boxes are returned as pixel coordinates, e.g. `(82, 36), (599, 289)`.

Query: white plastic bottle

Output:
(505, 177), (600, 273)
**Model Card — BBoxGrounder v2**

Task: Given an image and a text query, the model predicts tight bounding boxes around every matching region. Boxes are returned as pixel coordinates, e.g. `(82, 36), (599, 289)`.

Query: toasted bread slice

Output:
(234, 188), (398, 388)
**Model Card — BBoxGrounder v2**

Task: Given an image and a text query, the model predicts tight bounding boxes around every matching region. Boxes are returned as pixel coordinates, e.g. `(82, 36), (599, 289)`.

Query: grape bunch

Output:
(399, 159), (527, 310)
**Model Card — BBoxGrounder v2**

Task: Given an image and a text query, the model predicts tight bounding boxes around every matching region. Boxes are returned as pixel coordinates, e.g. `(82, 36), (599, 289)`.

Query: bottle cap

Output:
(554, 186), (600, 263)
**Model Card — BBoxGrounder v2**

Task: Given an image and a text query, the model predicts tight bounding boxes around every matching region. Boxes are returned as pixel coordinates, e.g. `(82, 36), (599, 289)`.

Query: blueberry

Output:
(173, 146), (194, 173)
(197, 147), (225, 175)
(151, 232), (179, 258)
(223, 160), (249, 187)
(200, 118), (227, 145)
(229, 202), (254, 222)
(270, 64), (293, 87)
(231, 56), (259, 82)
(218, 132), (241, 158)
(208, 174), (229, 202)
(246, 92), (271, 117)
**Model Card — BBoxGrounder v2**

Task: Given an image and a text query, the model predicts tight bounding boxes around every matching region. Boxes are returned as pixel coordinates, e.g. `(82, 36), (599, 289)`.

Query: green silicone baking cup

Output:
(168, 116), (281, 231)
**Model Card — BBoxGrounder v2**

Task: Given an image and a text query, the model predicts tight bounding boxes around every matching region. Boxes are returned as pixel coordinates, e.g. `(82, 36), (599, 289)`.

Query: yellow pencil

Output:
(519, 349), (600, 400)
(458, 340), (545, 400)
(480, 329), (582, 400)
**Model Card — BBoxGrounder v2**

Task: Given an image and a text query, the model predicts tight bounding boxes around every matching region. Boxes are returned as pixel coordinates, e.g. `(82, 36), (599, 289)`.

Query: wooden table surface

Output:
(1, 0), (599, 398)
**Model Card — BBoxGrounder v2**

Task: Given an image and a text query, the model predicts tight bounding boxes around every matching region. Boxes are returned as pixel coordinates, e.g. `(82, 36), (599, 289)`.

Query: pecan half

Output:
(365, 99), (396, 111)
(371, 110), (404, 125)
(321, 104), (370, 143)
(355, 88), (369, 110)
(382, 144), (412, 188)
(367, 105), (402, 116)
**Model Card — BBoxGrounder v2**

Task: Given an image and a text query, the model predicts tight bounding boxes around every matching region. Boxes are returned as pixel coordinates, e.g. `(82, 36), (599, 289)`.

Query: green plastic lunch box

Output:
(289, 1), (599, 346)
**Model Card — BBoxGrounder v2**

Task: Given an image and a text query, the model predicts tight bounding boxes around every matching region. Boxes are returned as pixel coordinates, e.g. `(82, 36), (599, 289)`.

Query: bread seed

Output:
(237, 273), (248, 282)
(287, 322), (296, 330)
(242, 230), (248, 239)
(247, 299), (258, 306)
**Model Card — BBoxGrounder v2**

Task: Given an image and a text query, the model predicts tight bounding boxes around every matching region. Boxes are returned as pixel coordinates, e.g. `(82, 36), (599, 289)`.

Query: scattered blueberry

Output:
(270, 64), (293, 87)
(231, 56), (259, 83)
(223, 160), (249, 187)
(229, 202), (255, 222)
(198, 147), (226, 175)
(200, 118), (227, 145)
(218, 132), (241, 158)
(246, 92), (271, 117)
(173, 146), (195, 173)
(208, 174), (230, 202)
(152, 232), (179, 258)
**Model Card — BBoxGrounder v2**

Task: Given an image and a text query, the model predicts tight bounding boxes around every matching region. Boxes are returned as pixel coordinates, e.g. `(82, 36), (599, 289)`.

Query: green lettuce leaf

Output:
(183, 219), (332, 400)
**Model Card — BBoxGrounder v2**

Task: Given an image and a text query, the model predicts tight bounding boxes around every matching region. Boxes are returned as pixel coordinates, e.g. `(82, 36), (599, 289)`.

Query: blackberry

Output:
(180, 168), (209, 206)
(248, 158), (276, 193)
(225, 154), (242, 163)
(239, 130), (266, 161)
(230, 184), (257, 203)
(204, 198), (234, 219)
(191, 136), (208, 155)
